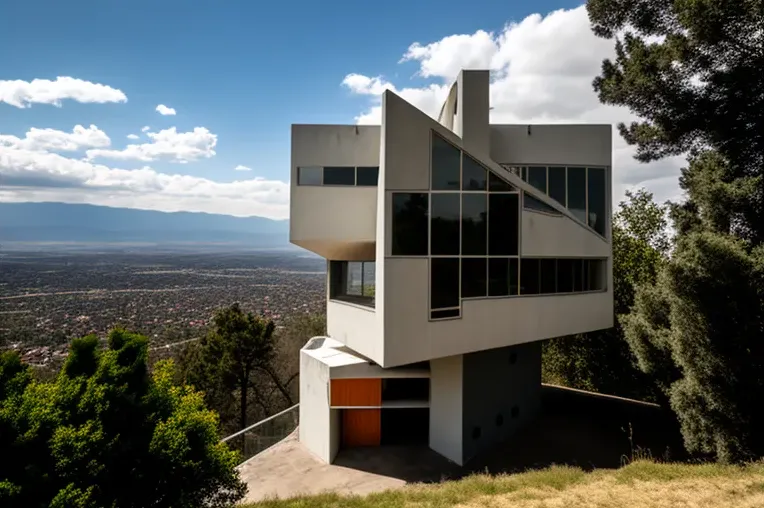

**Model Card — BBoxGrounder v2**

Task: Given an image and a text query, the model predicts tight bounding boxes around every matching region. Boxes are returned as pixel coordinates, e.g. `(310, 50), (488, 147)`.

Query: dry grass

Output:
(242, 460), (764, 508)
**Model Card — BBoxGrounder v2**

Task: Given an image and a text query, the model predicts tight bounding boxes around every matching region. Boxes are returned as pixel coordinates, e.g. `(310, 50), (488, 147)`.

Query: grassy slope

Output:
(243, 460), (764, 508)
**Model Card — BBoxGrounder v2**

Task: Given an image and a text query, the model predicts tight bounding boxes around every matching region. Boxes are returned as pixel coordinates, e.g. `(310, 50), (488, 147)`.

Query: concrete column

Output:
(429, 355), (464, 465)
(456, 70), (490, 157)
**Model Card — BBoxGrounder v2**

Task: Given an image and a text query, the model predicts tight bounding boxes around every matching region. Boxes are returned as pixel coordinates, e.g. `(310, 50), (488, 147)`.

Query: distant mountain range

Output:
(0, 202), (290, 247)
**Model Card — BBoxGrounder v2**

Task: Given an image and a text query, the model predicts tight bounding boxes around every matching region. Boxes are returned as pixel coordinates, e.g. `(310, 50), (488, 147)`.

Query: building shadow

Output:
(332, 384), (687, 484)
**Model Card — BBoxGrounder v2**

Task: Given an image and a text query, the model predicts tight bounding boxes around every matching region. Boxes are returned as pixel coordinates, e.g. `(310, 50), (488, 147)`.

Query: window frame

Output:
(329, 260), (376, 308)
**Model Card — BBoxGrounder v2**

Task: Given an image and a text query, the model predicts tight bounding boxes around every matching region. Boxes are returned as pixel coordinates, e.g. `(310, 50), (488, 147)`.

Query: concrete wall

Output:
(326, 300), (383, 364)
(429, 355), (464, 464)
(290, 125), (380, 259)
(456, 70), (490, 157)
(461, 343), (541, 463)
(299, 346), (333, 462)
(522, 210), (610, 258)
(489, 124), (612, 167)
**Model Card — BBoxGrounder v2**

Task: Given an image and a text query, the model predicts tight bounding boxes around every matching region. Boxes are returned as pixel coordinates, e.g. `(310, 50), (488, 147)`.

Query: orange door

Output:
(331, 378), (381, 407)
(342, 409), (381, 447)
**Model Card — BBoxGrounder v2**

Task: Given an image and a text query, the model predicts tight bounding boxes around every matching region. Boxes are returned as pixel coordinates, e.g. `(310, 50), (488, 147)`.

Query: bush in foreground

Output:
(0, 329), (245, 508)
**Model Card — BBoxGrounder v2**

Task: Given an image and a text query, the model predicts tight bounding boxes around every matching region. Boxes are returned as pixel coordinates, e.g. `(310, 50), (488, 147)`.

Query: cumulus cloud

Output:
(126, 134), (140, 140)
(141, 125), (151, 132)
(0, 125), (111, 153)
(0, 77), (127, 108)
(86, 127), (217, 164)
(155, 104), (176, 116)
(342, 5), (686, 206)
(0, 143), (289, 218)
(234, 165), (252, 171)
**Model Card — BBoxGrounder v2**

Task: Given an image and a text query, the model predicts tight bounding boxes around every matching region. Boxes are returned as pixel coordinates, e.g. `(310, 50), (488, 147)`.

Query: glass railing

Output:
(220, 404), (299, 465)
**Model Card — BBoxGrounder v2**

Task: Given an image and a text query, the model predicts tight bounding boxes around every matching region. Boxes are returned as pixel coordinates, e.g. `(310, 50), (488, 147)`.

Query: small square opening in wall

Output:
(356, 166), (379, 186)
(297, 166), (322, 185)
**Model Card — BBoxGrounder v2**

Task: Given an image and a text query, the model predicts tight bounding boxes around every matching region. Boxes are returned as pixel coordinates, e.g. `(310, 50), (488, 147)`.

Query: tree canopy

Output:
(0, 329), (245, 508)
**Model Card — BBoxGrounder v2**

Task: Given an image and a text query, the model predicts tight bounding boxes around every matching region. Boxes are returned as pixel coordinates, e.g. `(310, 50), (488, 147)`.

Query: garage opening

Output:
(381, 408), (429, 445)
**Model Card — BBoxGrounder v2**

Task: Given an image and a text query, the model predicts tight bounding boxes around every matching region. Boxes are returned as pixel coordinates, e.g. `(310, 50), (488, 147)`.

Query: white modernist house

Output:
(291, 70), (614, 466)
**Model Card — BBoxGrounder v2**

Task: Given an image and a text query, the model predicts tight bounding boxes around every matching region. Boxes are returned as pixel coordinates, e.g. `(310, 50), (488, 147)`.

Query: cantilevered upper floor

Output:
(290, 70), (614, 368)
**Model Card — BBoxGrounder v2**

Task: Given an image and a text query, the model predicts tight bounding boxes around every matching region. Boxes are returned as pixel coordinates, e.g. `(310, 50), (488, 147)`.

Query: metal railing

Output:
(220, 404), (300, 464)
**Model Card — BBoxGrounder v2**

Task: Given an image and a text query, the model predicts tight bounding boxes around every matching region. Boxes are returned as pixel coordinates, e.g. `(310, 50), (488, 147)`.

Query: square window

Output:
(431, 258), (460, 309)
(488, 258), (518, 296)
(520, 258), (540, 295)
(297, 166), (322, 185)
(431, 193), (460, 255)
(357, 166), (379, 186)
(489, 171), (515, 192)
(462, 154), (487, 191)
(431, 133), (461, 190)
(462, 194), (487, 255)
(527, 166), (547, 194)
(323, 166), (355, 185)
(461, 258), (487, 298)
(488, 193), (519, 255)
(392, 193), (429, 256)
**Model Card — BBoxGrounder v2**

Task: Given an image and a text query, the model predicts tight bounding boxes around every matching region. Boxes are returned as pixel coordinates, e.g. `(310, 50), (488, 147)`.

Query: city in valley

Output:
(0, 247), (325, 367)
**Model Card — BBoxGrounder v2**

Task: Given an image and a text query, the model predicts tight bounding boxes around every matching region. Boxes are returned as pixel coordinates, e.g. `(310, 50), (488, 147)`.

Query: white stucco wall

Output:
(326, 300), (383, 364)
(299, 347), (333, 462)
(290, 125), (380, 259)
(429, 355), (464, 465)
(522, 210), (610, 258)
(382, 257), (613, 367)
(489, 124), (612, 167)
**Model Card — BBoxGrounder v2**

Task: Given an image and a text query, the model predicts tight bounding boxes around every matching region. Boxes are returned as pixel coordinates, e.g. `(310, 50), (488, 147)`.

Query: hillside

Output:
(244, 460), (764, 508)
(0, 202), (290, 246)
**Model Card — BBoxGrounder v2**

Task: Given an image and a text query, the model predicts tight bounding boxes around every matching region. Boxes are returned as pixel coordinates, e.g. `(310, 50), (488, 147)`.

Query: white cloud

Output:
(86, 127), (217, 164)
(0, 125), (111, 152)
(141, 126), (151, 132)
(0, 77), (127, 109)
(0, 144), (289, 218)
(234, 165), (252, 171)
(155, 104), (176, 116)
(342, 6), (686, 206)
(126, 134), (140, 140)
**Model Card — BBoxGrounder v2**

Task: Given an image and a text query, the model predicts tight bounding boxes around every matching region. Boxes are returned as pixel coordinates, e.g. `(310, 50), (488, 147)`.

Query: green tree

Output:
(543, 189), (668, 401)
(589, 0), (764, 461)
(0, 329), (245, 508)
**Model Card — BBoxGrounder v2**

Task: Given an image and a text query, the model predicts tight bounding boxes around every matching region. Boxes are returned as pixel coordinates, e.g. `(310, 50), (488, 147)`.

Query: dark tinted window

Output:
(548, 166), (566, 205)
(572, 258), (583, 292)
(431, 308), (460, 319)
(556, 258), (574, 293)
(489, 171), (515, 192)
(462, 154), (487, 191)
(520, 258), (540, 295)
(587, 167), (606, 236)
(567, 167), (587, 223)
(462, 194), (487, 255)
(431, 193), (460, 255)
(488, 258), (518, 296)
(524, 193), (560, 214)
(431, 258), (459, 309)
(488, 193), (519, 255)
(323, 166), (355, 185)
(432, 134), (461, 190)
(297, 166), (322, 185)
(461, 258), (487, 298)
(527, 166), (547, 193)
(540, 259), (556, 294)
(356, 166), (379, 186)
(392, 193), (429, 256)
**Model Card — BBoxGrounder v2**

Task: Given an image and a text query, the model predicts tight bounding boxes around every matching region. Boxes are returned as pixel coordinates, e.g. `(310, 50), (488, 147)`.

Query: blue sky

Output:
(0, 0), (683, 218)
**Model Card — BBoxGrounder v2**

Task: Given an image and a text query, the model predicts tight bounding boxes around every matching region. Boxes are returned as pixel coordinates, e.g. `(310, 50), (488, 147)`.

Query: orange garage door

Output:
(342, 409), (381, 447)
(330, 378), (381, 407)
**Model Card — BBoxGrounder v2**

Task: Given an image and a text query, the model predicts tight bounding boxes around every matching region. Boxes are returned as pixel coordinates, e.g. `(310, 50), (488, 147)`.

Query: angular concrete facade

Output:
(292, 70), (614, 465)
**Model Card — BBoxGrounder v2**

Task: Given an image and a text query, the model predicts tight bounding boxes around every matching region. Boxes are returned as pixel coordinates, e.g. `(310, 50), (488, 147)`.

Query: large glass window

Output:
(527, 166), (547, 194)
(432, 134), (461, 190)
(548, 166), (566, 206)
(431, 193), (460, 255)
(488, 258), (518, 296)
(488, 193), (519, 255)
(462, 155), (487, 191)
(540, 259), (556, 294)
(556, 258), (575, 293)
(567, 167), (587, 224)
(461, 258), (487, 298)
(587, 167), (606, 236)
(431, 258), (459, 309)
(330, 261), (375, 307)
(297, 166), (322, 185)
(523, 193), (560, 215)
(356, 166), (379, 186)
(489, 171), (515, 192)
(520, 258), (540, 295)
(323, 166), (355, 185)
(461, 194), (487, 255)
(392, 193), (429, 256)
